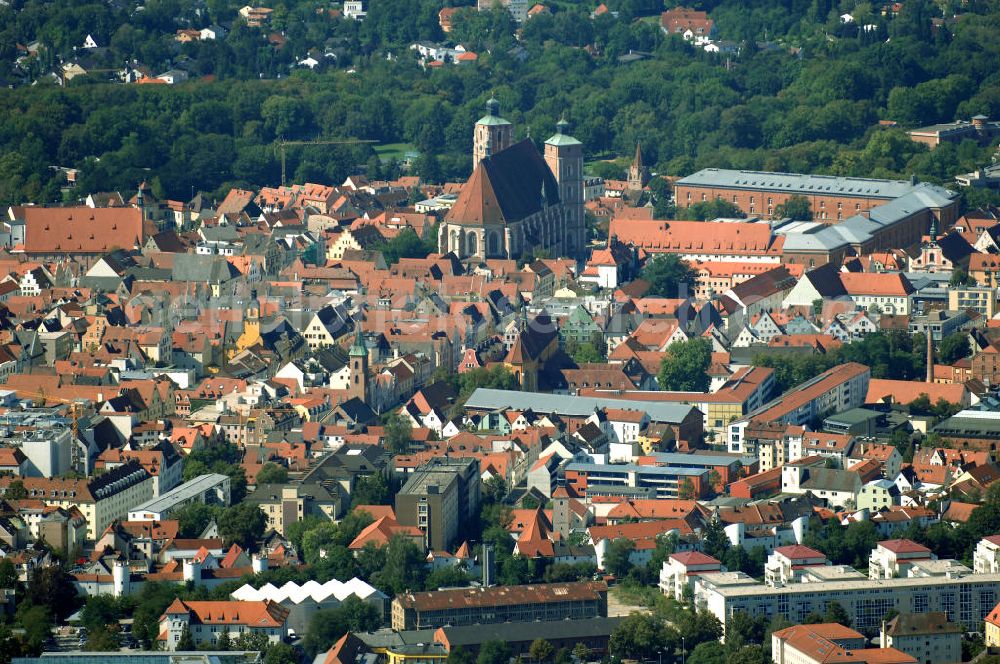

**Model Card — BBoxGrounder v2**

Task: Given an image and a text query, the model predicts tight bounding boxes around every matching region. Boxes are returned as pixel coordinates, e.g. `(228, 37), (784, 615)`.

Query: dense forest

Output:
(0, 0), (998, 206)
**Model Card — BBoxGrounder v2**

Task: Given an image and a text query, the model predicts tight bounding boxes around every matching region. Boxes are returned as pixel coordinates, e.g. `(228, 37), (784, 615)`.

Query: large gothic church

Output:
(437, 98), (586, 260)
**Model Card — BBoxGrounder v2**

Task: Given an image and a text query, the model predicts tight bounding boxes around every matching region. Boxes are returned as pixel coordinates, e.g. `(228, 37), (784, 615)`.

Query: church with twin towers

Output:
(438, 98), (586, 260)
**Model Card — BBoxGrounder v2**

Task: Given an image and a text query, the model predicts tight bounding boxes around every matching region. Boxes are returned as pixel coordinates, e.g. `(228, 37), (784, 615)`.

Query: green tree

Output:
(6, 480), (26, 500)
(702, 519), (730, 561)
(572, 642), (590, 663)
(949, 268), (974, 287)
(351, 472), (391, 506)
(25, 566), (78, 621)
(938, 331), (970, 364)
(774, 195), (813, 220)
(824, 601), (851, 627)
(264, 642), (298, 664)
(379, 228), (433, 264)
(302, 596), (381, 657)
(425, 565), (470, 590)
(529, 639), (555, 663)
(373, 535), (428, 595)
(84, 626), (121, 651)
(175, 502), (221, 538)
(477, 640), (512, 664)
(658, 338), (712, 392)
(81, 595), (122, 631)
(16, 605), (53, 655)
(217, 630), (232, 650)
(448, 647), (475, 664)
(609, 613), (672, 660)
(641, 254), (697, 298)
(234, 632), (271, 651)
(687, 641), (727, 664)
(256, 462), (288, 485)
(677, 477), (697, 500)
(383, 413), (413, 454)
(177, 624), (195, 651)
(676, 199), (743, 221)
(284, 515), (328, 553)
(0, 558), (17, 589)
(219, 502), (267, 551)
(604, 539), (635, 577)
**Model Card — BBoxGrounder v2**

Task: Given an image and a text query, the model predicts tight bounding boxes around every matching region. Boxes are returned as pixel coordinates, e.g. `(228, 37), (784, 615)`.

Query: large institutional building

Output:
(691, 538), (1000, 635)
(673, 168), (959, 225)
(438, 98), (586, 260)
(609, 168), (963, 268)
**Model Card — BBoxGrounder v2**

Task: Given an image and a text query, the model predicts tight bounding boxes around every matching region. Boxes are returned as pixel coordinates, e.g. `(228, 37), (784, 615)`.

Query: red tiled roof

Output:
(878, 538), (931, 555)
(24, 207), (143, 254)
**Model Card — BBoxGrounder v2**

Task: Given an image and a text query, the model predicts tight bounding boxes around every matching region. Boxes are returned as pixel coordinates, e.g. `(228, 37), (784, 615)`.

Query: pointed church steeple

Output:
(627, 143), (649, 191)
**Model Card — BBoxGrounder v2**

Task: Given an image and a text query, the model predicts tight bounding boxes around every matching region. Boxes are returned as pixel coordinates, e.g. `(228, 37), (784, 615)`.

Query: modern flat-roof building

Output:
(659, 552), (722, 600)
(127, 473), (231, 522)
(696, 562), (1000, 633)
(907, 115), (1000, 148)
(395, 457), (480, 551)
(391, 581), (607, 630)
(728, 363), (870, 453)
(564, 461), (709, 499)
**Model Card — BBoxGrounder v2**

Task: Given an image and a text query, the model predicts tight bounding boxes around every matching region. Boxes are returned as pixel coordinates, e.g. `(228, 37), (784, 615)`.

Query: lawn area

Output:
(375, 142), (417, 162)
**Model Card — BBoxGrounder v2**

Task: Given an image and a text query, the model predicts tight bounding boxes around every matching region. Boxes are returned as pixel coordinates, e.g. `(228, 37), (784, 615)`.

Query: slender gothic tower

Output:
(627, 142), (650, 191)
(544, 117), (585, 257)
(473, 97), (514, 171)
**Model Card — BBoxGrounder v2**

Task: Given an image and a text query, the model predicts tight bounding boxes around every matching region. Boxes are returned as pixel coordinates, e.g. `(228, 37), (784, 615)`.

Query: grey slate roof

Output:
(171, 254), (241, 283)
(677, 168), (954, 202)
(464, 388), (698, 424)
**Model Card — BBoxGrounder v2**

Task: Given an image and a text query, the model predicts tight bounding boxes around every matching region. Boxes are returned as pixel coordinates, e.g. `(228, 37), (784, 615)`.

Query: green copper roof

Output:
(349, 327), (366, 356)
(476, 114), (512, 126)
(545, 133), (582, 146)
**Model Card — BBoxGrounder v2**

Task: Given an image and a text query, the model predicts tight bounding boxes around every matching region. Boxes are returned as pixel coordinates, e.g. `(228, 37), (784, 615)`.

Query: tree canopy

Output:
(658, 338), (713, 392)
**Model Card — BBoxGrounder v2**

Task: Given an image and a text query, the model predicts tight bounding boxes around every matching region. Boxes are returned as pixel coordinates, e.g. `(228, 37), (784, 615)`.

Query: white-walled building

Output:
(764, 545), (828, 587)
(868, 539), (935, 580)
(880, 612), (962, 664)
(158, 599), (289, 650)
(696, 545), (1000, 634)
(974, 535), (1000, 574)
(659, 551), (722, 601)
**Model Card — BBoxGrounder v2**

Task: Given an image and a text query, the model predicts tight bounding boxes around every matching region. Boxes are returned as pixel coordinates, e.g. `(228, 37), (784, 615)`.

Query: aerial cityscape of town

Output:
(0, 1), (998, 664)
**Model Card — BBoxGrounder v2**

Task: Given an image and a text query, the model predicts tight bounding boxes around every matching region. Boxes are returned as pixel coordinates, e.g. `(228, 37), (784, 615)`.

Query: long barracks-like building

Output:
(674, 168), (959, 225)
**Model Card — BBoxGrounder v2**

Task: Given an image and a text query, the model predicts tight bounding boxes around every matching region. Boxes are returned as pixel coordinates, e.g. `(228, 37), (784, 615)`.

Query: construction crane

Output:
(278, 138), (378, 187)
(14, 390), (89, 471)
(15, 390), (86, 439)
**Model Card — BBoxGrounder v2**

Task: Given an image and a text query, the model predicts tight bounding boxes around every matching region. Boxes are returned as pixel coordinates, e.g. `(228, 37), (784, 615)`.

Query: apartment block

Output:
(0, 461), (154, 539)
(949, 285), (999, 318)
(395, 457), (480, 550)
(696, 542), (1000, 634)
(563, 461), (709, 500)
(728, 363), (870, 453)
(127, 473), (231, 522)
(974, 535), (1000, 574)
(391, 581), (607, 630)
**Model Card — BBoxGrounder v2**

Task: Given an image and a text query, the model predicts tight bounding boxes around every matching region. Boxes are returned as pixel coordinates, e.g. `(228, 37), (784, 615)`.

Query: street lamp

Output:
(681, 637), (685, 664)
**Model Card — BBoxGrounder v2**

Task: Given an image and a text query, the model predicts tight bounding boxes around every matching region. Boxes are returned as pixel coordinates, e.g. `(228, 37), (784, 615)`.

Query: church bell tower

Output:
(545, 117), (585, 257)
(473, 97), (514, 170)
